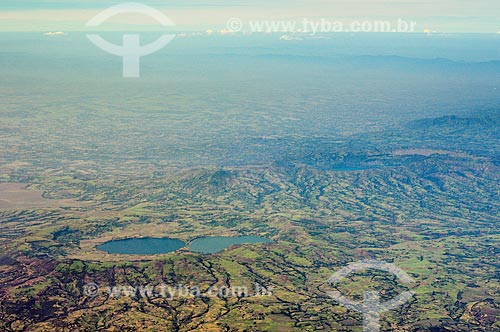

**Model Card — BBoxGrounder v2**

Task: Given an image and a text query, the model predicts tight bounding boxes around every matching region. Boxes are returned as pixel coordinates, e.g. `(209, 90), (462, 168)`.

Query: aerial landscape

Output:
(1, 0), (500, 331)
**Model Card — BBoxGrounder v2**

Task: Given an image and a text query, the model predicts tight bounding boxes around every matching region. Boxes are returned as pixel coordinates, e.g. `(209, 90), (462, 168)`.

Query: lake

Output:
(189, 235), (271, 254)
(96, 235), (271, 255)
(96, 237), (186, 255)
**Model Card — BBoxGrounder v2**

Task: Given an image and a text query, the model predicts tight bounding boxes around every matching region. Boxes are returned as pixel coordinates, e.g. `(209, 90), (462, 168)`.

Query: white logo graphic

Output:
(326, 260), (415, 332)
(86, 3), (175, 78)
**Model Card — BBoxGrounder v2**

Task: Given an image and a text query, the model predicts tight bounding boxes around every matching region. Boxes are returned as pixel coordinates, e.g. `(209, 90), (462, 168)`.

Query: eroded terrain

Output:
(1, 114), (499, 331)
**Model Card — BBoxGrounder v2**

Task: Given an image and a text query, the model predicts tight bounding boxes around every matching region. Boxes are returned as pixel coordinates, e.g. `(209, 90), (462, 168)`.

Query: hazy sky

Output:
(1, 0), (500, 32)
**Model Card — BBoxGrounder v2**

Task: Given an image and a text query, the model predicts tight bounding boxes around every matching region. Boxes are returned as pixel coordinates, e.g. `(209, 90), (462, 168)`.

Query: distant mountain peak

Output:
(406, 113), (499, 130)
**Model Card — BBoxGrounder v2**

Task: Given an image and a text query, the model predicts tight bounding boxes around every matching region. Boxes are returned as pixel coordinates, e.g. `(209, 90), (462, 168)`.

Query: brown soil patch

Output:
(0, 183), (85, 209)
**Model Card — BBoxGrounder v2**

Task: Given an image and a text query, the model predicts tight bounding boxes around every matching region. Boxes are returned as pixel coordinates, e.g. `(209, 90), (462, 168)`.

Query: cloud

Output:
(279, 34), (302, 41)
(43, 31), (66, 36)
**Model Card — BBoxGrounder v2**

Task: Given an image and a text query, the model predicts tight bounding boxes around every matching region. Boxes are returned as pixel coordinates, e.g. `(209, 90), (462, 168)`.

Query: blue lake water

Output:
(96, 237), (185, 255)
(96, 235), (271, 255)
(189, 235), (271, 254)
